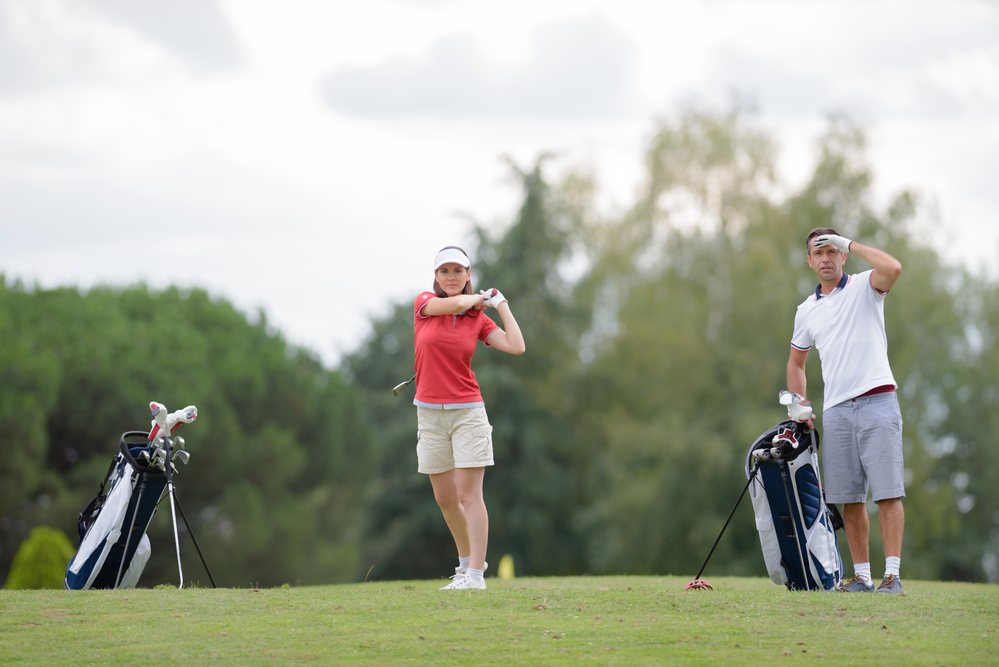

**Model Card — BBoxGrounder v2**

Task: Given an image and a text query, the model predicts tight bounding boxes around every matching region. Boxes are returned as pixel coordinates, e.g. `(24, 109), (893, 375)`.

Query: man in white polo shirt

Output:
(786, 227), (905, 593)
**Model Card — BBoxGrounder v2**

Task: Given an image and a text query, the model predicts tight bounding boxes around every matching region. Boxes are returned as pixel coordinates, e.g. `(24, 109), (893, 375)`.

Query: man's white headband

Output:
(433, 248), (470, 271)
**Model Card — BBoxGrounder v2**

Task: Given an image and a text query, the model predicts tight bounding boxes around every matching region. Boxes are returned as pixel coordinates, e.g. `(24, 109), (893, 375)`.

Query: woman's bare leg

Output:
(429, 470), (469, 559)
(455, 467), (487, 570)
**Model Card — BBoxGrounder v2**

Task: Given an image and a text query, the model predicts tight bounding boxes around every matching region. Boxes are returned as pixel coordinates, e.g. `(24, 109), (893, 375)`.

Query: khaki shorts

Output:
(416, 406), (494, 474)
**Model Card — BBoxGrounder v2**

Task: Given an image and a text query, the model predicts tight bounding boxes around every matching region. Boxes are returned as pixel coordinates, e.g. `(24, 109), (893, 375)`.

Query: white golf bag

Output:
(65, 433), (166, 589)
(745, 421), (844, 591)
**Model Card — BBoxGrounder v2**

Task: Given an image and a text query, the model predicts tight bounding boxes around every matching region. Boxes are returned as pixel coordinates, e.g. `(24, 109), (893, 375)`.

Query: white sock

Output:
(459, 556), (470, 571)
(467, 567), (485, 583)
(885, 556), (900, 577)
(854, 562), (872, 582)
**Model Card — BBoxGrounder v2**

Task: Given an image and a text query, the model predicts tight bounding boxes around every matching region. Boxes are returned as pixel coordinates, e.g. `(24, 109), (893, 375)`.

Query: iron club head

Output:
(392, 374), (416, 396)
(172, 450), (190, 465)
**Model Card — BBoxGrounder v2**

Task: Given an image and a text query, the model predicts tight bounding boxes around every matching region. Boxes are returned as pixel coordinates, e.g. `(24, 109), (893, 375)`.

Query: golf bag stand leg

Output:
(172, 491), (217, 588)
(114, 477), (146, 590)
(688, 464), (760, 587)
(166, 450), (184, 589)
(779, 461), (811, 591)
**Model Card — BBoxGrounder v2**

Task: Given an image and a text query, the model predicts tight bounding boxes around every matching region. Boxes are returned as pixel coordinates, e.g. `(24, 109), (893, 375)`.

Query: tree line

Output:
(2, 108), (996, 587)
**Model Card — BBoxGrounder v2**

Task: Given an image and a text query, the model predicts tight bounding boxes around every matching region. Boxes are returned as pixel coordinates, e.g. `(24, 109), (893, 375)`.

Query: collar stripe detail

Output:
(815, 272), (850, 299)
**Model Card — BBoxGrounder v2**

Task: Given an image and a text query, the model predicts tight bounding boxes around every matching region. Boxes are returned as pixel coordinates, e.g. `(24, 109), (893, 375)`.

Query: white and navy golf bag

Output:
(745, 421), (844, 591)
(65, 432), (168, 590)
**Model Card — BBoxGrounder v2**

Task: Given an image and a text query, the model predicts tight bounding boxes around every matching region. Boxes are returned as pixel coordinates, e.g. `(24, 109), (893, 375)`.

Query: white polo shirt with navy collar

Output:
(791, 269), (897, 411)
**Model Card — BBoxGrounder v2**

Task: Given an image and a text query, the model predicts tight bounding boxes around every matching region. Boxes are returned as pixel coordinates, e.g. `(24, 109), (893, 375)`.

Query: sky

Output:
(2, 0), (997, 365)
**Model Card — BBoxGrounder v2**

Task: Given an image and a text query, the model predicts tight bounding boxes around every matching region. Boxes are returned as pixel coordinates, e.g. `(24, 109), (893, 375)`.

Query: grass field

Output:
(1, 576), (996, 666)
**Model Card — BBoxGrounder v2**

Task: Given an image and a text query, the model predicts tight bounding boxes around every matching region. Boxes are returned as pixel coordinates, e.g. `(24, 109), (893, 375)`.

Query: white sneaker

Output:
(454, 561), (488, 576)
(439, 573), (487, 590)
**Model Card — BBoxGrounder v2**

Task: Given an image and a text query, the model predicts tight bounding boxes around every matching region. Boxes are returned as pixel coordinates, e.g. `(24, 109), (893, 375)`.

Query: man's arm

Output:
(813, 234), (903, 292)
(787, 347), (809, 398)
(787, 347), (813, 427)
(848, 242), (903, 293)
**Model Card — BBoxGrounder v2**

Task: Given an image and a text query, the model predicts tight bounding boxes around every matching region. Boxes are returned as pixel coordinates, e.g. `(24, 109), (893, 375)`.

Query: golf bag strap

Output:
(827, 501), (844, 531)
(77, 455), (120, 524)
(119, 431), (161, 474)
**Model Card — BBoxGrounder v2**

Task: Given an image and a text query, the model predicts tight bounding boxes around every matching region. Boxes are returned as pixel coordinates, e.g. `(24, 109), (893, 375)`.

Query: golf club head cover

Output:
(166, 405), (198, 433)
(149, 402), (168, 440)
(787, 400), (813, 423)
(778, 390), (804, 406)
(772, 425), (800, 451)
(811, 234), (852, 253)
(480, 288), (507, 308)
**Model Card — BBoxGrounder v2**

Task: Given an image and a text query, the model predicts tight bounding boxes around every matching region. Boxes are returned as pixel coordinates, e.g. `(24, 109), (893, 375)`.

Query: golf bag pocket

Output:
(752, 490), (790, 587)
(117, 534), (151, 589)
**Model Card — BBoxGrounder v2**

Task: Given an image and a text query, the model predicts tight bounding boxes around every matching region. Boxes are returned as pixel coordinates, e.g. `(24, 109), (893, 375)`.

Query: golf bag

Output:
(65, 432), (168, 589)
(745, 421), (844, 591)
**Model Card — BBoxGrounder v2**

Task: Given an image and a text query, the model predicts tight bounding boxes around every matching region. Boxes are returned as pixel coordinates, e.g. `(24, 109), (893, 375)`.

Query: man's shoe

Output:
(439, 573), (486, 590)
(455, 561), (488, 576)
(837, 574), (875, 592)
(876, 574), (903, 594)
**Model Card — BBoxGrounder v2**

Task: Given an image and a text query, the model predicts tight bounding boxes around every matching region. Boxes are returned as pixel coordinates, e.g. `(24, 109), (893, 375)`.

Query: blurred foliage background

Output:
(2, 107), (996, 587)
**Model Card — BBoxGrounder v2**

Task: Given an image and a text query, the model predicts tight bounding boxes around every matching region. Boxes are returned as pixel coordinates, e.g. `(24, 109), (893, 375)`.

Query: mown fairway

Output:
(1, 576), (996, 666)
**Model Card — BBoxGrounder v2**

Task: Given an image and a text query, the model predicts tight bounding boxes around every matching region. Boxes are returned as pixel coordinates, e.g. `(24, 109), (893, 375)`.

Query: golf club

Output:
(392, 374), (416, 396)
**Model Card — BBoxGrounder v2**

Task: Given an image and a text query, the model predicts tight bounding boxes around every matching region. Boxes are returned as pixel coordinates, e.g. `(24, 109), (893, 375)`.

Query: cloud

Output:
(0, 4), (99, 96)
(83, 0), (242, 70)
(708, 46), (833, 119)
(320, 12), (636, 120)
(708, 18), (999, 123)
(0, 0), (241, 97)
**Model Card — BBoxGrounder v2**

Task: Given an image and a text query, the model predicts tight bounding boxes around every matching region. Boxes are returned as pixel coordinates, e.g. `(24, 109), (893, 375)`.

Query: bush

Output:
(4, 526), (76, 590)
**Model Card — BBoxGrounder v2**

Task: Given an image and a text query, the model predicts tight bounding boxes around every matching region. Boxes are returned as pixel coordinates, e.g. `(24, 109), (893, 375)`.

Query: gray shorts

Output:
(821, 392), (905, 504)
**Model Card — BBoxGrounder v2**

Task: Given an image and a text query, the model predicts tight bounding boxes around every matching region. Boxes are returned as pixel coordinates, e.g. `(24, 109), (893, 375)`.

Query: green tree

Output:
(0, 283), (371, 587)
(4, 526), (75, 589)
(575, 109), (998, 582)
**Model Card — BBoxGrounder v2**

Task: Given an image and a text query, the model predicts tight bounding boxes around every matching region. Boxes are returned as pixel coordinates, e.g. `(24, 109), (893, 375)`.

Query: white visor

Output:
(433, 248), (470, 271)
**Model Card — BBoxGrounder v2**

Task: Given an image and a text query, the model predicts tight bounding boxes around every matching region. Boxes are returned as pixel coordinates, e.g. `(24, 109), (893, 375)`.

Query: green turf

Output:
(1, 576), (996, 666)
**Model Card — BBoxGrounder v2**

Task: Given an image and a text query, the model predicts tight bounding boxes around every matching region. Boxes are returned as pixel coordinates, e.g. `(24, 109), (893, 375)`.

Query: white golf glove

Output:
(787, 400), (814, 423)
(812, 234), (852, 253)
(480, 288), (507, 308)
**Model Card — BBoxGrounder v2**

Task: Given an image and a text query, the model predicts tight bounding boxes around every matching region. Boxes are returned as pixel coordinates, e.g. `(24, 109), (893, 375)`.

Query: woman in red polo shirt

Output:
(413, 246), (525, 590)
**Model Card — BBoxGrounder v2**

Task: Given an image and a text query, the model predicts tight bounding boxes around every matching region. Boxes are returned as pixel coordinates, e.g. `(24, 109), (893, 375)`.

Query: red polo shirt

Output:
(413, 292), (499, 404)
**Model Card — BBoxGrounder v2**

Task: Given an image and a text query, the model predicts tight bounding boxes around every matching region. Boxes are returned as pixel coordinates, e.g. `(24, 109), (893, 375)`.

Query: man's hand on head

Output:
(812, 234), (852, 254)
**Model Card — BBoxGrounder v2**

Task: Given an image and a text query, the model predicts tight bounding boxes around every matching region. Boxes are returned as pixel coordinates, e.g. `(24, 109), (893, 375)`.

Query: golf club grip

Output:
(120, 431), (163, 474)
